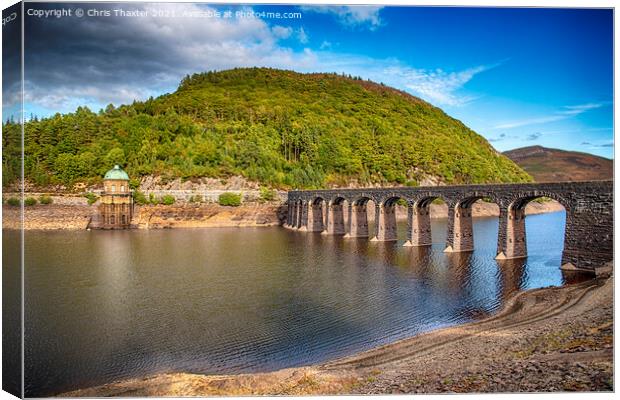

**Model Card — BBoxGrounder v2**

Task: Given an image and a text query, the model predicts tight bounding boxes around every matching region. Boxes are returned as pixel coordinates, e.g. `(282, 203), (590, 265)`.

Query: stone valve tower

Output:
(99, 165), (133, 229)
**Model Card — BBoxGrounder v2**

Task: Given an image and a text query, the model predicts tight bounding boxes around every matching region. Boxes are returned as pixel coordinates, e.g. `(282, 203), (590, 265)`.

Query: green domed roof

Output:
(104, 165), (129, 180)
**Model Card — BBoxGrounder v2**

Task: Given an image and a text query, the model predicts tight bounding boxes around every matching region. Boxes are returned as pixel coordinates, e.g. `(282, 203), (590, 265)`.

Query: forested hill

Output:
(3, 68), (532, 189)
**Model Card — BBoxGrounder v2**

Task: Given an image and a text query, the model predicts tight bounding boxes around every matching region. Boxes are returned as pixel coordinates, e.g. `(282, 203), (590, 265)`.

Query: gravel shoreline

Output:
(338, 273), (613, 394)
(61, 271), (613, 396)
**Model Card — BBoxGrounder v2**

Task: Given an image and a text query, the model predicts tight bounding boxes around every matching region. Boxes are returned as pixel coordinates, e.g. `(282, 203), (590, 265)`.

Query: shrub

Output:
(405, 180), (418, 187)
(129, 178), (140, 190)
(534, 196), (552, 204)
(189, 194), (203, 203)
(24, 197), (37, 206)
(134, 190), (148, 205)
(7, 197), (20, 206)
(219, 192), (241, 207)
(161, 194), (175, 205)
(84, 192), (99, 205)
(39, 195), (53, 205)
(149, 193), (158, 205)
(259, 187), (276, 202)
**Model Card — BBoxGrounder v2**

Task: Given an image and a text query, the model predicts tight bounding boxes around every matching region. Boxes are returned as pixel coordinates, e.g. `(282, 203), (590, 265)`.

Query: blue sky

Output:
(16, 3), (614, 157)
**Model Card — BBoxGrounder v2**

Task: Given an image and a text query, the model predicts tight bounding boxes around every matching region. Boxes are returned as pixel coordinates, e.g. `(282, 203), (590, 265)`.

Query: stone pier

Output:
(496, 205), (527, 259)
(445, 203), (474, 253)
(345, 203), (369, 237)
(326, 202), (346, 235)
(405, 202), (432, 246)
(307, 201), (325, 232)
(373, 202), (398, 241)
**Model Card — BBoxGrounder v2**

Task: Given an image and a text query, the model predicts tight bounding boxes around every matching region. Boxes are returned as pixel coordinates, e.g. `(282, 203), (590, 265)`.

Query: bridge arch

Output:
(509, 191), (570, 211)
(406, 195), (446, 247)
(351, 195), (375, 206)
(345, 196), (375, 238)
(497, 191), (568, 261)
(443, 193), (503, 253)
(372, 195), (411, 242)
(306, 196), (327, 232)
(329, 196), (347, 205)
(325, 196), (348, 235)
(285, 181), (612, 273)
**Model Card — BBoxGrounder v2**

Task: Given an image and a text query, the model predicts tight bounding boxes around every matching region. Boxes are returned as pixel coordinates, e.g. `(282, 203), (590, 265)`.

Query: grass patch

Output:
(219, 192), (242, 207)
(161, 194), (175, 205)
(38, 195), (53, 205)
(513, 328), (573, 358)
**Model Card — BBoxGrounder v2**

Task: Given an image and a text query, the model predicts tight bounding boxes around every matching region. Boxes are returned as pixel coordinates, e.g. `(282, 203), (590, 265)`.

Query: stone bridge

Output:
(285, 181), (613, 273)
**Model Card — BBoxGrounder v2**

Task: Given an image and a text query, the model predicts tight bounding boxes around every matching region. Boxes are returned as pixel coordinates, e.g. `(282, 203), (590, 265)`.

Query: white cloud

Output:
(297, 27), (309, 44)
(494, 103), (605, 129)
(384, 64), (493, 106)
(559, 103), (604, 115)
(24, 81), (152, 111)
(271, 25), (293, 40)
(305, 53), (496, 106)
(301, 6), (384, 30)
(25, 2), (490, 114)
(25, 3), (317, 111)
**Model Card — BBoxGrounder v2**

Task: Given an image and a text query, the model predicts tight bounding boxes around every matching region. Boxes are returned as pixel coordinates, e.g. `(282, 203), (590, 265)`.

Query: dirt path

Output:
(61, 275), (613, 396)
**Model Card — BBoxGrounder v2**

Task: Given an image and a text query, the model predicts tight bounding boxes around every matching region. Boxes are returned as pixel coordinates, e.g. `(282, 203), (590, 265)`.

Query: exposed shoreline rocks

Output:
(2, 198), (565, 231)
(132, 203), (286, 229)
(2, 204), (96, 230)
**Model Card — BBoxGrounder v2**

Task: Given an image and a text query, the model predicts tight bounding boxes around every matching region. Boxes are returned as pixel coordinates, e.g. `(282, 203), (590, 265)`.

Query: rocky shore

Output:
(3, 198), (564, 230)
(131, 203), (286, 229)
(62, 270), (613, 396)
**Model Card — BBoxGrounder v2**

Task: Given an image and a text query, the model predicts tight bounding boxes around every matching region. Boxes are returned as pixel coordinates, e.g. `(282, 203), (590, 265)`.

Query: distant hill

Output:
(3, 68), (532, 189)
(504, 146), (612, 182)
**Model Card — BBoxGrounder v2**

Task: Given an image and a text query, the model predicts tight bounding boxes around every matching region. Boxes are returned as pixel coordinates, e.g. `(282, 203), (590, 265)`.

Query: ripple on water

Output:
(16, 212), (567, 396)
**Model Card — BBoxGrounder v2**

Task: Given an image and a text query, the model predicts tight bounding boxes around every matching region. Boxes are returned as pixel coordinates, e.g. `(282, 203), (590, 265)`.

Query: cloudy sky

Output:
(15, 2), (614, 157)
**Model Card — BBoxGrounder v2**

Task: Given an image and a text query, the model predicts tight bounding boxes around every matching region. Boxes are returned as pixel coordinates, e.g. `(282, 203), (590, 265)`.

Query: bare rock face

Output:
(3, 192), (287, 230)
(132, 203), (286, 229)
(419, 176), (442, 187)
(3, 204), (95, 230)
(139, 175), (261, 192)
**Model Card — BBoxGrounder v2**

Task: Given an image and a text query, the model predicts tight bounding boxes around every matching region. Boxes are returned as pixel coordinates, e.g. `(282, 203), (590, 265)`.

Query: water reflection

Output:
(23, 212), (569, 396)
(496, 258), (527, 302)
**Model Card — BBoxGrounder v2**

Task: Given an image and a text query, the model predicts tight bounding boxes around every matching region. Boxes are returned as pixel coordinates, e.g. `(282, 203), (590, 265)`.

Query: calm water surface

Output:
(18, 212), (570, 396)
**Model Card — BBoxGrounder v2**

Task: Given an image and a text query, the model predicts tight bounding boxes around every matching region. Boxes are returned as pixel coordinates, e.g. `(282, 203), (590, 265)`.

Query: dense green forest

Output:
(2, 68), (532, 189)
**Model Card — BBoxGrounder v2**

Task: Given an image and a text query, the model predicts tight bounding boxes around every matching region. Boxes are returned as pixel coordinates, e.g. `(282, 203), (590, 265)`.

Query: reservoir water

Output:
(15, 211), (571, 396)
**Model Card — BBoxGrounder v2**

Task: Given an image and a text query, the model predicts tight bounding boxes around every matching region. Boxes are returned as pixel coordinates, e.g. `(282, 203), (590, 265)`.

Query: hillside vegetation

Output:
(3, 68), (531, 189)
